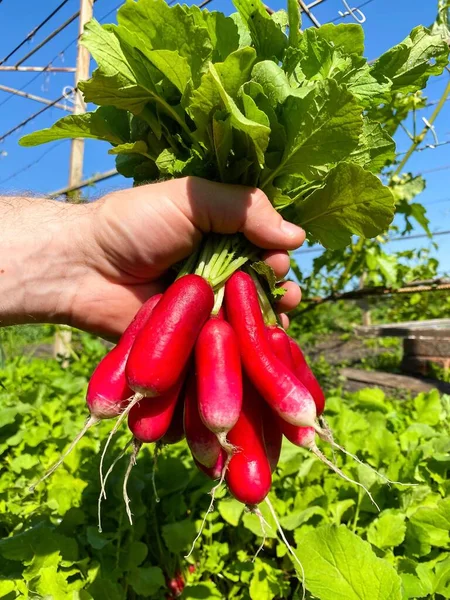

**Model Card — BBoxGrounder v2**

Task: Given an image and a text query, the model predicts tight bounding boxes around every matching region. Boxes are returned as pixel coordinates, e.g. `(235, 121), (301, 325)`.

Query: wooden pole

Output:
(54, 0), (94, 362)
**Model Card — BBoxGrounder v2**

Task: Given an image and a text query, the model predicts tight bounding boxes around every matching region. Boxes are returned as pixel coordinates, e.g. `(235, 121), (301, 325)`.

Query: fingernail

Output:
(280, 220), (304, 239)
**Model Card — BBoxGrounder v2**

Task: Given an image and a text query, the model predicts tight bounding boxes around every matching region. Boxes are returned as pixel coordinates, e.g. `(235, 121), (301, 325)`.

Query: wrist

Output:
(0, 196), (95, 327)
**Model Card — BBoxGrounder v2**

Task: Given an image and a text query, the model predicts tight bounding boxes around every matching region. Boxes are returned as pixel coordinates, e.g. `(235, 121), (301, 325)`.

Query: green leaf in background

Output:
(232, 0), (287, 61)
(286, 162), (395, 248)
(162, 519), (197, 553)
(19, 107), (130, 147)
(371, 25), (449, 93)
(296, 524), (403, 600)
(350, 119), (396, 173)
(128, 566), (165, 597)
(218, 498), (245, 526)
(408, 497), (450, 554)
(183, 582), (222, 598)
(414, 389), (442, 425)
(367, 511), (407, 549)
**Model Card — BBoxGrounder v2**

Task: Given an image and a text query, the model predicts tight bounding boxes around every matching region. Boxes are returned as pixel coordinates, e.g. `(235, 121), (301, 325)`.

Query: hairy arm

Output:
(0, 178), (304, 337)
(0, 196), (93, 327)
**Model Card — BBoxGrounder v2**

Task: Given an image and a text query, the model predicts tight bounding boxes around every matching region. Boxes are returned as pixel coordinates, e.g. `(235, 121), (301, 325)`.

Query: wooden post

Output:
(54, 0), (93, 362)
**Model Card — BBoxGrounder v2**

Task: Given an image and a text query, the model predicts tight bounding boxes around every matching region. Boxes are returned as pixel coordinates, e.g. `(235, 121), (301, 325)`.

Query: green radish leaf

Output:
(263, 80), (362, 185)
(201, 11), (241, 62)
(284, 162), (395, 249)
(108, 141), (149, 156)
(250, 261), (286, 298)
(128, 566), (165, 597)
(367, 511), (407, 549)
(296, 524), (403, 600)
(116, 0), (212, 84)
(315, 23), (365, 56)
(19, 106), (130, 147)
(232, 0), (287, 61)
(407, 497), (450, 555)
(350, 119), (396, 173)
(287, 0), (301, 47)
(371, 25), (449, 93)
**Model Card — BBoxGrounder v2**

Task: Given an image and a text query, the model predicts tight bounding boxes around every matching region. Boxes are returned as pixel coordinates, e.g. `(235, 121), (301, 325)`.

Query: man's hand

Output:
(1, 177), (304, 338)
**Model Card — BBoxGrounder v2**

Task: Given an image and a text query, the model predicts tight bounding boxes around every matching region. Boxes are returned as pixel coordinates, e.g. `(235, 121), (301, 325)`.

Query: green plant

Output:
(1, 334), (449, 599)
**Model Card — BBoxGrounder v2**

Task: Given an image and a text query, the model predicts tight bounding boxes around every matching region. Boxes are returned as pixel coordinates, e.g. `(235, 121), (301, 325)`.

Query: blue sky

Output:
(0, 0), (449, 277)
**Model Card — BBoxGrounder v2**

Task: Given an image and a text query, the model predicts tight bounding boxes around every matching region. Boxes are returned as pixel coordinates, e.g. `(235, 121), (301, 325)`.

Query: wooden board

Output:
(355, 318), (450, 339)
(340, 367), (450, 394)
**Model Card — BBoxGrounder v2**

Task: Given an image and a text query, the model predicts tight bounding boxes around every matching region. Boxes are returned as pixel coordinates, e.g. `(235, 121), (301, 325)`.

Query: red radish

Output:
(30, 294), (162, 492)
(87, 294), (162, 419)
(196, 318), (242, 444)
(184, 373), (221, 468)
(288, 338), (326, 416)
(128, 379), (184, 444)
(225, 271), (317, 428)
(194, 450), (226, 480)
(266, 325), (294, 370)
(226, 379), (272, 505)
(282, 420), (316, 448)
(126, 275), (214, 396)
(160, 393), (185, 445)
(261, 403), (283, 473)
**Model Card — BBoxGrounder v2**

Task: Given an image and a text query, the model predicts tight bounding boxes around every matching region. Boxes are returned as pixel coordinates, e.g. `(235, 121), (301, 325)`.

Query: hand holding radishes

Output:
(16, 0), (423, 558)
(0, 180), (303, 339)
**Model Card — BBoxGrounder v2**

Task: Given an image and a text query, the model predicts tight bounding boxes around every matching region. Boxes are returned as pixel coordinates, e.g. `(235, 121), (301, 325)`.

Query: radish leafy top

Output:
(20, 0), (449, 249)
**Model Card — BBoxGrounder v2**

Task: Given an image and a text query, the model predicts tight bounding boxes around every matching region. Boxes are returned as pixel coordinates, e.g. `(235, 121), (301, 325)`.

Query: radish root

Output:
(30, 415), (99, 492)
(184, 491), (216, 559)
(123, 438), (142, 526)
(97, 437), (133, 533)
(265, 497), (306, 600)
(99, 393), (143, 500)
(318, 428), (417, 487)
(184, 459), (229, 559)
(251, 506), (270, 562)
(310, 444), (380, 511)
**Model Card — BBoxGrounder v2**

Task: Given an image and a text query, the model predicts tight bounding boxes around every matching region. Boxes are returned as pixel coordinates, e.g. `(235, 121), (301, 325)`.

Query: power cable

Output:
(0, 141), (67, 186)
(0, 93), (68, 143)
(0, 0), (123, 111)
(0, 0), (71, 65)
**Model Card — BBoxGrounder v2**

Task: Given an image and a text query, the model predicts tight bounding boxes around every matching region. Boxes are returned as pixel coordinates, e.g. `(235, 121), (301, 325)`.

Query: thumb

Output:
(176, 177), (306, 251)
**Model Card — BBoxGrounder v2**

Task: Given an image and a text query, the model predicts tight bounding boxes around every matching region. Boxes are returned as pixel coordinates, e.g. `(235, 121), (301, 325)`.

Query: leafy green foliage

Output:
(20, 0), (450, 248)
(1, 334), (449, 599)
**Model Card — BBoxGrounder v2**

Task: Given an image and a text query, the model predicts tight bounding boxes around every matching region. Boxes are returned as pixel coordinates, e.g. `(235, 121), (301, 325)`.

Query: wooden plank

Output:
(340, 367), (450, 394)
(355, 318), (450, 339)
(403, 338), (450, 357)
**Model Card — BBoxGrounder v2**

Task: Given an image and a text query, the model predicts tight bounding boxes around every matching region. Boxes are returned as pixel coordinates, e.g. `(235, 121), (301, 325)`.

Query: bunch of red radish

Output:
(84, 268), (326, 509)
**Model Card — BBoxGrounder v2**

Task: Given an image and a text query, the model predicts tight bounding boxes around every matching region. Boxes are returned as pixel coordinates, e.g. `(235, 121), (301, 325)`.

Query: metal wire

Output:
(0, 0), (71, 65)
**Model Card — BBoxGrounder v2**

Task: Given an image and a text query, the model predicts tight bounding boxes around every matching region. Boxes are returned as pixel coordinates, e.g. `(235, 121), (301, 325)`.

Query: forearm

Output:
(0, 196), (93, 327)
